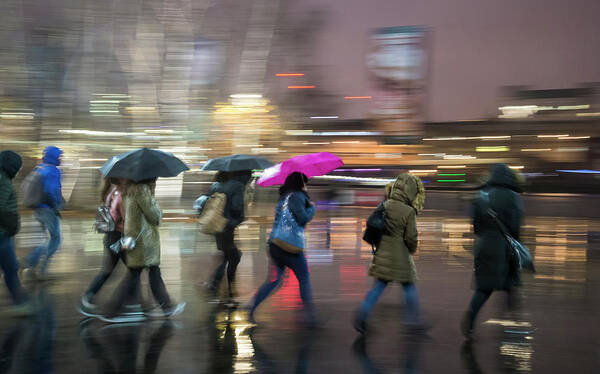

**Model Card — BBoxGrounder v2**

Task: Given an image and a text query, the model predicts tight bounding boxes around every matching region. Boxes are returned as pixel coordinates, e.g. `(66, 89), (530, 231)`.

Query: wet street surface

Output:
(1, 194), (599, 373)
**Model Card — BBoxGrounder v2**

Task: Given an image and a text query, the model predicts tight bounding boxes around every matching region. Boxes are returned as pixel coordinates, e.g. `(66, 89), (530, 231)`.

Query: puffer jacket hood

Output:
(0, 150), (23, 179)
(387, 173), (425, 213)
(487, 163), (520, 192)
(42, 146), (63, 166)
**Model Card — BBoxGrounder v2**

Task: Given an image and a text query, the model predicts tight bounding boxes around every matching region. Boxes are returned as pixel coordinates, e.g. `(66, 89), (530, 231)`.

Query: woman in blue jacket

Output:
(247, 172), (316, 325)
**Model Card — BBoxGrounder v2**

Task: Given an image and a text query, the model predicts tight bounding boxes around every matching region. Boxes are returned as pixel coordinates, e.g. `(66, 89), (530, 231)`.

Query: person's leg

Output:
(108, 267), (142, 315)
(0, 235), (27, 305)
(223, 230), (242, 297)
(85, 232), (121, 298)
(468, 289), (493, 324)
(208, 233), (227, 290)
(401, 282), (420, 324)
(39, 210), (61, 275)
(249, 245), (286, 317)
(148, 266), (172, 310)
(25, 210), (49, 268)
(287, 252), (316, 321)
(357, 279), (388, 322)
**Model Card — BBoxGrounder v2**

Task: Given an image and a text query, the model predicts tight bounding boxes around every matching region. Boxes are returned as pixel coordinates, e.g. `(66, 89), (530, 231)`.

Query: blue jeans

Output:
(26, 208), (61, 274)
(358, 279), (420, 324)
(0, 234), (27, 304)
(250, 243), (315, 320)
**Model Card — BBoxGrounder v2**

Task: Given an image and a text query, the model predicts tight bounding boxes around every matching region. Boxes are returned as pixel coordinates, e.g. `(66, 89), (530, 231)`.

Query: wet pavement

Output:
(1, 195), (600, 373)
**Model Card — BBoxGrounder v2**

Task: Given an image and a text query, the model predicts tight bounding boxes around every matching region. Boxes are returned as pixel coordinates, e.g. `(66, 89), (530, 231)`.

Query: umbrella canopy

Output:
(201, 154), (273, 172)
(257, 152), (343, 187)
(100, 148), (189, 182)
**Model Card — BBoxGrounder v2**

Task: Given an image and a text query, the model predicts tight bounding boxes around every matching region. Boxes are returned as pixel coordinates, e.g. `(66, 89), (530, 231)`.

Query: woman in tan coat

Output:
(354, 173), (427, 334)
(103, 178), (185, 322)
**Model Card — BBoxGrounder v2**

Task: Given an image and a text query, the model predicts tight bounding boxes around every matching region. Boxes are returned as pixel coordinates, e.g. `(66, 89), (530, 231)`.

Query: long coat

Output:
(472, 164), (523, 291)
(368, 174), (423, 283)
(124, 183), (162, 268)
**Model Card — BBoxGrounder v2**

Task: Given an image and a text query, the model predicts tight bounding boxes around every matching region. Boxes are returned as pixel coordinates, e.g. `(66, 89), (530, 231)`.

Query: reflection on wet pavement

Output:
(1, 205), (599, 373)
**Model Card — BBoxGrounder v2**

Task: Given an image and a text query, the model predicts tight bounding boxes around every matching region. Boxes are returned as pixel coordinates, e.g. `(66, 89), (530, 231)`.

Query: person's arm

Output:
(226, 187), (245, 229)
(507, 194), (522, 241)
(288, 192), (315, 227)
(403, 209), (418, 254)
(136, 185), (162, 227)
(0, 183), (19, 236)
(42, 167), (63, 210)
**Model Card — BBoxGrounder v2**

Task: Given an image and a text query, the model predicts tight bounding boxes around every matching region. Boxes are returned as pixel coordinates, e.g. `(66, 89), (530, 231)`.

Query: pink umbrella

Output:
(257, 152), (344, 186)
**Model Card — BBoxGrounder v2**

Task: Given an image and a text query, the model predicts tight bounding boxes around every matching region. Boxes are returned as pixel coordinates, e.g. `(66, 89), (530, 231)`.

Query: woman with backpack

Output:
(461, 164), (523, 339)
(354, 173), (428, 334)
(78, 178), (129, 316)
(247, 172), (317, 326)
(102, 178), (185, 322)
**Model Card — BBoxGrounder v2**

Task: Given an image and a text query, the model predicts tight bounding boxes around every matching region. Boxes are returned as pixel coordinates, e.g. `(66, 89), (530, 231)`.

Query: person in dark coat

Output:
(0, 150), (33, 316)
(206, 170), (252, 305)
(247, 172), (317, 326)
(461, 163), (523, 338)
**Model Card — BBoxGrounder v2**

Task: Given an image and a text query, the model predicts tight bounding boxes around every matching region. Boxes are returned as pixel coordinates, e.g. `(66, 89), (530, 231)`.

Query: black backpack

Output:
(362, 202), (387, 253)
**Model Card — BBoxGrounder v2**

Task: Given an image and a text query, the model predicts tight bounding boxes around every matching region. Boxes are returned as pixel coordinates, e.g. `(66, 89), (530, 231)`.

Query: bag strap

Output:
(481, 191), (512, 239)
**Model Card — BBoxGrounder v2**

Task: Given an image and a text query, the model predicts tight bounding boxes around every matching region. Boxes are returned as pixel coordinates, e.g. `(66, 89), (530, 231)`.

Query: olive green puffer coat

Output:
(368, 173), (425, 283)
(124, 183), (163, 268)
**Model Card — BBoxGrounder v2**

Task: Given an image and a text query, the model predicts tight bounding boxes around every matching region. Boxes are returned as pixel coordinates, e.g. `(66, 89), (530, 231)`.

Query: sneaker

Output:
(80, 293), (96, 310)
(77, 300), (101, 319)
(145, 302), (186, 319)
(461, 312), (473, 339)
(97, 312), (147, 324)
(4, 301), (35, 317)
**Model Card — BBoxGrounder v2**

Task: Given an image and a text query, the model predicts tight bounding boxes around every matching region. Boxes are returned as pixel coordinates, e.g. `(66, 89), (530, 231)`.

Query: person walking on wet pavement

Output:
(78, 178), (132, 316)
(102, 178), (185, 322)
(354, 173), (428, 334)
(247, 172), (317, 326)
(0, 151), (33, 316)
(206, 170), (252, 306)
(21, 146), (63, 280)
(461, 163), (523, 339)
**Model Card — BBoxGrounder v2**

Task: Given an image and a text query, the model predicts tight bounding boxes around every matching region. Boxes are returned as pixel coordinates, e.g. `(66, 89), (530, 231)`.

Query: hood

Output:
(0, 150), (23, 179)
(42, 146), (63, 166)
(387, 173), (425, 213)
(486, 163), (520, 192)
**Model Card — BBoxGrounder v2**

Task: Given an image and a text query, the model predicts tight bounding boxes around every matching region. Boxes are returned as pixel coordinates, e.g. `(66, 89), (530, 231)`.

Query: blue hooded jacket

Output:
(37, 146), (63, 210)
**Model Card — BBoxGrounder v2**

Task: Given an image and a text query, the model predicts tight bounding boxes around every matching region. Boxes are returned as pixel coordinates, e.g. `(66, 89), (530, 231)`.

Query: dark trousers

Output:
(0, 234), (27, 305)
(468, 288), (516, 322)
(85, 231), (125, 298)
(210, 229), (242, 296)
(110, 266), (171, 315)
(250, 243), (315, 320)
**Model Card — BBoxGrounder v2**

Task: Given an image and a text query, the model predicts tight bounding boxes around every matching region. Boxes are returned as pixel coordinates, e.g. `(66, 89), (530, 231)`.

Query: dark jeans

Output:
(85, 231), (126, 299)
(0, 234), (27, 305)
(26, 208), (61, 274)
(468, 288), (515, 322)
(210, 229), (242, 296)
(109, 266), (172, 315)
(250, 243), (315, 320)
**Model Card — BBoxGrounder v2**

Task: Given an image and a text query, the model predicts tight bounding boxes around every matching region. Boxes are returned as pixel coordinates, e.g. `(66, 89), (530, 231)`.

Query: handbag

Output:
(109, 229), (145, 254)
(198, 192), (228, 234)
(271, 194), (305, 253)
(94, 205), (116, 233)
(362, 202), (386, 254)
(487, 208), (535, 272)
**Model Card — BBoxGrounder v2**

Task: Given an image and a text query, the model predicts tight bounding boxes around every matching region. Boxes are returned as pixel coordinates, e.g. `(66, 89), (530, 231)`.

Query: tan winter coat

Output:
(124, 183), (162, 268)
(368, 174), (425, 283)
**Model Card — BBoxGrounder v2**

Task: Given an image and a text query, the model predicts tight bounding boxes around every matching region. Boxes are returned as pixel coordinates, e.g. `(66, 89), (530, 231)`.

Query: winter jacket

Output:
(472, 164), (523, 290)
(368, 173), (425, 283)
(0, 151), (23, 237)
(210, 175), (250, 231)
(268, 190), (315, 243)
(37, 146), (63, 211)
(123, 183), (162, 268)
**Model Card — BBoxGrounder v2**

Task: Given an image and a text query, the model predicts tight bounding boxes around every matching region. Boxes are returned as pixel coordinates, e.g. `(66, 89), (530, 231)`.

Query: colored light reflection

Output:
(276, 73), (305, 76)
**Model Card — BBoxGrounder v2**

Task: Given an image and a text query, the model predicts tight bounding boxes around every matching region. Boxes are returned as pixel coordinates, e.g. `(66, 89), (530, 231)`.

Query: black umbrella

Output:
(100, 148), (189, 182)
(201, 154), (273, 172)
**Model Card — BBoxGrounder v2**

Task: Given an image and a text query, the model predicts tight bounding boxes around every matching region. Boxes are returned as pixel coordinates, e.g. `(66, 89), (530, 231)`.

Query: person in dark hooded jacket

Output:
(206, 170), (252, 304)
(461, 163), (523, 338)
(0, 150), (33, 315)
(22, 146), (63, 279)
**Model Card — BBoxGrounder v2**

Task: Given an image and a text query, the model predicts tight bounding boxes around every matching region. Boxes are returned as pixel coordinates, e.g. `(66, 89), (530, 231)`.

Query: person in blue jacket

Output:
(22, 146), (63, 279)
(247, 172), (317, 326)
